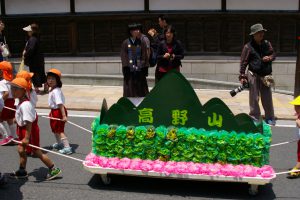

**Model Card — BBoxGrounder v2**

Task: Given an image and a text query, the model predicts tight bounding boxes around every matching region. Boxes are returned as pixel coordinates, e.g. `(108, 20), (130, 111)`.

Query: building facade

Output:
(1, 0), (300, 57)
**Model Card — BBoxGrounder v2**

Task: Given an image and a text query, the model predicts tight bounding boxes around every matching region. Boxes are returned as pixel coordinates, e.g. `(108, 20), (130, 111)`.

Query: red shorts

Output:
(49, 107), (67, 133)
(17, 117), (40, 151)
(1, 98), (15, 120)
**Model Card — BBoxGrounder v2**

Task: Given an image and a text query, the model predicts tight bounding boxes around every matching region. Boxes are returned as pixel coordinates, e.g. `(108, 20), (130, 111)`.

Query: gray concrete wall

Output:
(12, 57), (295, 92)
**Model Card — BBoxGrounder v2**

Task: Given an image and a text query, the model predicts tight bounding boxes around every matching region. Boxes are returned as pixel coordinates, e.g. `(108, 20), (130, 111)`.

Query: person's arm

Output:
(58, 104), (67, 122)
(23, 37), (37, 59)
(157, 42), (169, 60)
(2, 91), (8, 101)
(172, 40), (184, 60)
(22, 121), (32, 146)
(239, 44), (250, 84)
(263, 41), (276, 62)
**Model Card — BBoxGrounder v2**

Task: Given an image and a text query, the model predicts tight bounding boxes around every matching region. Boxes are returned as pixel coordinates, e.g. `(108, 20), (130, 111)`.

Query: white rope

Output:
(3, 106), (93, 134)
(12, 139), (84, 163)
(275, 169), (300, 175)
(271, 139), (299, 147)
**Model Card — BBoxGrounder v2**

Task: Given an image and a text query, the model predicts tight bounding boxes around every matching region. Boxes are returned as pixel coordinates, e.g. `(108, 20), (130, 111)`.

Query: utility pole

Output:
(295, 36), (300, 97)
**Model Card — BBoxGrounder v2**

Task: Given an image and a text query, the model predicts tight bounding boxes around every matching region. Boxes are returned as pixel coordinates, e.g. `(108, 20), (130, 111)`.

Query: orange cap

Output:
(16, 71), (34, 90)
(0, 61), (13, 81)
(48, 68), (61, 77)
(10, 77), (30, 91)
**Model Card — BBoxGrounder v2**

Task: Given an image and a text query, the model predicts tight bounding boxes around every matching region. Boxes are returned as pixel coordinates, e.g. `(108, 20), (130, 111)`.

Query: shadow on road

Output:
(88, 174), (276, 199)
(0, 173), (26, 200)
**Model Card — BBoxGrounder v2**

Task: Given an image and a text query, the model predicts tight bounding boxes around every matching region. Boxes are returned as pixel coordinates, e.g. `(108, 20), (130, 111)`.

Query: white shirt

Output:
(14, 90), (38, 108)
(15, 101), (36, 127)
(48, 88), (65, 109)
(0, 79), (12, 98)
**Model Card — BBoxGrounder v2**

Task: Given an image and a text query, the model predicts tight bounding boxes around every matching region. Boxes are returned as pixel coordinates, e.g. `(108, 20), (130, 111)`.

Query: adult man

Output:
(239, 23), (276, 125)
(120, 23), (149, 98)
(148, 15), (170, 83)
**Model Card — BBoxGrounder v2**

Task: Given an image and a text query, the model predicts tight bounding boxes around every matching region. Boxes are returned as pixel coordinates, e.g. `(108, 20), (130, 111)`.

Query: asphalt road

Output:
(0, 110), (300, 200)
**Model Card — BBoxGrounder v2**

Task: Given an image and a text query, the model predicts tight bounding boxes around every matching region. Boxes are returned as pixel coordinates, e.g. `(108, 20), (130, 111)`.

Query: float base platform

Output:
(83, 162), (276, 195)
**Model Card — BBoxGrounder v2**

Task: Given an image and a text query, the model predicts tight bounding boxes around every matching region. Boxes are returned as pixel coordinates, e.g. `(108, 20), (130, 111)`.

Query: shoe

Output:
(287, 167), (300, 179)
(9, 169), (28, 179)
(265, 119), (276, 126)
(52, 143), (63, 150)
(59, 147), (73, 155)
(0, 136), (13, 146)
(46, 168), (62, 181)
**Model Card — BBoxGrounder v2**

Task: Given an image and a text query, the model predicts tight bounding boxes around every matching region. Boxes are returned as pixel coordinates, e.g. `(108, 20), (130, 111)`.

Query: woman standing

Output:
(23, 23), (48, 94)
(156, 25), (184, 83)
(0, 20), (8, 61)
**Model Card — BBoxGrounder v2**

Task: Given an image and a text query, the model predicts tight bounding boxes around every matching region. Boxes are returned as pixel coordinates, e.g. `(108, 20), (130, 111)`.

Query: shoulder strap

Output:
(247, 42), (261, 59)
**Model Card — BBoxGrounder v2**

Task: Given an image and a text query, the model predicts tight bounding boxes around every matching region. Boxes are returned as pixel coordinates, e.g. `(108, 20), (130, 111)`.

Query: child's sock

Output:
(55, 134), (61, 144)
(48, 164), (54, 170)
(9, 124), (17, 138)
(3, 122), (11, 138)
(61, 137), (70, 148)
(0, 123), (9, 138)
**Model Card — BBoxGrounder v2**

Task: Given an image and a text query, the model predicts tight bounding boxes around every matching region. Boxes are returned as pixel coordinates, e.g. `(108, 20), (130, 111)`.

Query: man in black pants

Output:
(239, 23), (276, 125)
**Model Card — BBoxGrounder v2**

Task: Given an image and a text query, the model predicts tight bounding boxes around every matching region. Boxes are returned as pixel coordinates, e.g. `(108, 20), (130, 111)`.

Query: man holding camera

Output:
(239, 23), (276, 125)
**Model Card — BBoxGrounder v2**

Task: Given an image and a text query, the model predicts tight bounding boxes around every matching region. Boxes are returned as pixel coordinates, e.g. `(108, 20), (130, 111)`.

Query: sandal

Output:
(287, 167), (300, 179)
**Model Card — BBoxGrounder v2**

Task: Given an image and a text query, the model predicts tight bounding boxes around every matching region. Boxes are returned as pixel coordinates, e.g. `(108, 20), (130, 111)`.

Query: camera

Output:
(230, 82), (249, 97)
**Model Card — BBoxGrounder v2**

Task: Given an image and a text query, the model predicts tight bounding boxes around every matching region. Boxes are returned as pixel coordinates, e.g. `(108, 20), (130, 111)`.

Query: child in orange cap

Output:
(47, 68), (72, 155)
(9, 77), (62, 180)
(15, 70), (38, 155)
(0, 61), (17, 145)
(16, 70), (37, 107)
(287, 96), (300, 178)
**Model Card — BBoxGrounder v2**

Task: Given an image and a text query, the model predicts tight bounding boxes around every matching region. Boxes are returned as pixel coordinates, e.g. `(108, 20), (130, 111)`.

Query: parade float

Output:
(83, 71), (275, 195)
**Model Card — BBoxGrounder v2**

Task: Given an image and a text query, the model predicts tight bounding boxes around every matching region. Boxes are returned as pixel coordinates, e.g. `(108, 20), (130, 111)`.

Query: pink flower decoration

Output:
(117, 158), (131, 169)
(84, 155), (275, 178)
(106, 157), (120, 168)
(153, 160), (165, 172)
(140, 160), (154, 172)
(243, 165), (257, 177)
(129, 158), (143, 170)
(176, 162), (189, 174)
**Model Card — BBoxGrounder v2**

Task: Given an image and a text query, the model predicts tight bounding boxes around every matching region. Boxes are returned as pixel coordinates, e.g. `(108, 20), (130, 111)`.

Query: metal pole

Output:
(294, 36), (300, 97)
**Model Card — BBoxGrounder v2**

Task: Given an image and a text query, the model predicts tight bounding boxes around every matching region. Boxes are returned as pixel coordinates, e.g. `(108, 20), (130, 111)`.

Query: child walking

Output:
(287, 96), (300, 178)
(0, 61), (17, 145)
(15, 70), (38, 155)
(9, 77), (62, 180)
(47, 68), (72, 155)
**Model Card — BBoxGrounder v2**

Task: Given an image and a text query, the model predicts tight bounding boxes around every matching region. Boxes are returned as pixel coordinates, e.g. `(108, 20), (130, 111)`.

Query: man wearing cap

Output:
(120, 23), (149, 98)
(239, 23), (276, 125)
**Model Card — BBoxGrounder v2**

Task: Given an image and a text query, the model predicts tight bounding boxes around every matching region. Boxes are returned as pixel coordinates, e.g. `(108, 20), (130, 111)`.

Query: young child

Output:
(0, 61), (17, 145)
(9, 77), (62, 180)
(16, 70), (38, 155)
(287, 96), (300, 178)
(47, 68), (72, 155)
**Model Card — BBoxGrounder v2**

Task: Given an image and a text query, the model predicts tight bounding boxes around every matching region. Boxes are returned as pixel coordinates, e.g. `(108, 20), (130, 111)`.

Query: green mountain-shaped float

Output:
(100, 71), (261, 134)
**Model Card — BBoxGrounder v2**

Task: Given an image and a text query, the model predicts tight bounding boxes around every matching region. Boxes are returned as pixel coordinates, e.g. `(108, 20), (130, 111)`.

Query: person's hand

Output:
(163, 53), (170, 59)
(240, 79), (247, 85)
(21, 138), (29, 146)
(148, 28), (157, 37)
(263, 56), (271, 62)
(62, 116), (67, 122)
